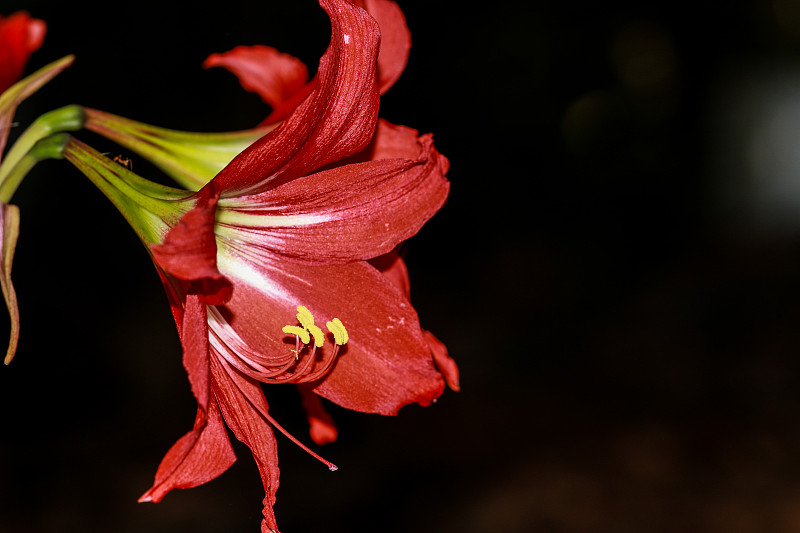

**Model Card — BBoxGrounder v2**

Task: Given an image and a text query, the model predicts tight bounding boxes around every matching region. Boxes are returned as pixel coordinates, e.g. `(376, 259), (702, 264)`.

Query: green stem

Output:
(0, 105), (86, 200)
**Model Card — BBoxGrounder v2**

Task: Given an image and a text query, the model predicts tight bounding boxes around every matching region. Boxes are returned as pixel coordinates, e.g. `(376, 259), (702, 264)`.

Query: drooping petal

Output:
(181, 292), (211, 410)
(351, 0), (410, 94)
(0, 203), (19, 364)
(139, 293), (237, 503)
(204, 45), (313, 125)
(297, 384), (338, 445)
(210, 355), (281, 533)
(215, 134), (449, 264)
(212, 253), (445, 415)
(209, 0), (381, 195)
(0, 12), (46, 94)
(139, 400), (236, 503)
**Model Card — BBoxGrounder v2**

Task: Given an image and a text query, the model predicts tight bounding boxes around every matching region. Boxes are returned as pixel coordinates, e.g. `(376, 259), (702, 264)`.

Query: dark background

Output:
(4, 1), (800, 532)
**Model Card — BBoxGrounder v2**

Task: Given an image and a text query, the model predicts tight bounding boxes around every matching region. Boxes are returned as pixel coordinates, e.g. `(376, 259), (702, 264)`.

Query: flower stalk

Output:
(0, 104), (85, 201)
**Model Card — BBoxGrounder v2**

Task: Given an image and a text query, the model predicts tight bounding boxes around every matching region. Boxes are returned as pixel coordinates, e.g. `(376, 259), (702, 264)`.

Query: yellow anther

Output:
(307, 324), (325, 348)
(326, 318), (348, 345)
(282, 325), (310, 345)
(296, 305), (316, 330)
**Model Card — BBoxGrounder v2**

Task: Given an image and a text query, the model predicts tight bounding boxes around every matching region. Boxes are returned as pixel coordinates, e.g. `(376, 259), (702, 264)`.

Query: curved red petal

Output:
(203, 45), (312, 125)
(217, 134), (449, 264)
(0, 12), (46, 94)
(209, 0), (381, 195)
(213, 256), (445, 415)
(352, 0), (410, 94)
(139, 401), (236, 503)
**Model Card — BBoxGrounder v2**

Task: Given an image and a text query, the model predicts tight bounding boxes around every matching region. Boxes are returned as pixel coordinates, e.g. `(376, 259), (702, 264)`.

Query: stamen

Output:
(296, 305), (316, 329)
(307, 324), (325, 347)
(282, 325), (309, 345)
(326, 318), (348, 345)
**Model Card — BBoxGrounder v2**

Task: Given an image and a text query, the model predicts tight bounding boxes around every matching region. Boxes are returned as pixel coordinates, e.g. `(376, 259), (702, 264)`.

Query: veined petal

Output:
(140, 293), (237, 503)
(0, 203), (19, 364)
(215, 134), (449, 264)
(0, 12), (46, 95)
(203, 45), (313, 125)
(209, 0), (381, 196)
(210, 355), (281, 533)
(213, 254), (445, 415)
(351, 0), (410, 94)
(139, 401), (236, 503)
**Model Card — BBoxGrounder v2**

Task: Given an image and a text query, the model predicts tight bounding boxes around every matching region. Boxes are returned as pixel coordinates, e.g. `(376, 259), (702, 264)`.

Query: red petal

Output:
(369, 248), (410, 298)
(203, 45), (313, 125)
(150, 190), (232, 304)
(140, 292), (237, 502)
(181, 293), (211, 410)
(297, 385), (338, 445)
(139, 401), (236, 503)
(335, 119), (430, 166)
(213, 256), (445, 415)
(0, 203), (19, 364)
(209, 0), (381, 195)
(352, 0), (410, 94)
(210, 355), (281, 533)
(424, 330), (460, 392)
(216, 134), (449, 264)
(370, 251), (460, 391)
(0, 12), (46, 94)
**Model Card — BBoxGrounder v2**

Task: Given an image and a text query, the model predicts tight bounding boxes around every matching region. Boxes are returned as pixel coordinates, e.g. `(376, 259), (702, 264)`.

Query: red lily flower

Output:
(197, 0), (459, 420)
(0, 12), (45, 95)
(112, 1), (456, 531)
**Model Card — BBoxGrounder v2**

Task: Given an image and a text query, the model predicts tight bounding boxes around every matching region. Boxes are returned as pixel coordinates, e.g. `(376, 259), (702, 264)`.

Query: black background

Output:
(4, 1), (800, 532)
